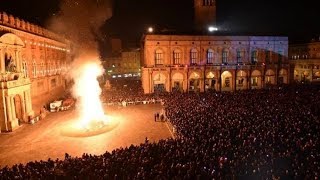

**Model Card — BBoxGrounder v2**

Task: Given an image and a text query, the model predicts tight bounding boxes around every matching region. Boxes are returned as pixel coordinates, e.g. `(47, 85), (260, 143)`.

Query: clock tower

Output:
(194, 0), (217, 31)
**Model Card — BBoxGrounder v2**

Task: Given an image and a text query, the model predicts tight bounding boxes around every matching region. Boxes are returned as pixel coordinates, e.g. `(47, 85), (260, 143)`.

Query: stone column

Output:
(10, 96), (16, 122)
(15, 50), (21, 72)
(5, 96), (12, 124)
(0, 48), (5, 73)
(232, 70), (236, 92)
(27, 90), (32, 114)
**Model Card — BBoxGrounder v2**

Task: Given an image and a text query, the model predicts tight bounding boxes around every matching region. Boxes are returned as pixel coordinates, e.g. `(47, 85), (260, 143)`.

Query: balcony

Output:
(0, 73), (31, 89)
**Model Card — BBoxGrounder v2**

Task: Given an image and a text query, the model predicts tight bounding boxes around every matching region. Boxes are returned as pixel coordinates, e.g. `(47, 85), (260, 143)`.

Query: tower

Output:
(194, 0), (216, 31)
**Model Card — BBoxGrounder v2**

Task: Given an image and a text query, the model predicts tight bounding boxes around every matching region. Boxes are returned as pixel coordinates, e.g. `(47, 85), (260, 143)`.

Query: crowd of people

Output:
(0, 84), (319, 179)
(101, 79), (163, 104)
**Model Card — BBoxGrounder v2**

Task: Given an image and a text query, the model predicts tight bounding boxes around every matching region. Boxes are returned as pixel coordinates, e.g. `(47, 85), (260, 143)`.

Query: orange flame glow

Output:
(73, 61), (106, 128)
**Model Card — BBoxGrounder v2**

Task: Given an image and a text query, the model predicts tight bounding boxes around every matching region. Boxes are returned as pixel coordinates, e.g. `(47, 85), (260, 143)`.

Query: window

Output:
(32, 62), (37, 78)
(41, 62), (45, 76)
(22, 61), (28, 77)
(203, 0), (214, 6)
(155, 49), (163, 65)
(251, 50), (258, 63)
(265, 50), (270, 63)
(190, 48), (198, 65)
(236, 50), (243, 63)
(173, 49), (181, 65)
(222, 50), (228, 63)
(207, 49), (214, 64)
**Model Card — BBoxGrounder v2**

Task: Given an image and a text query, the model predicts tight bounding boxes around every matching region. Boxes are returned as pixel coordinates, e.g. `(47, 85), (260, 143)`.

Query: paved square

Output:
(0, 104), (172, 167)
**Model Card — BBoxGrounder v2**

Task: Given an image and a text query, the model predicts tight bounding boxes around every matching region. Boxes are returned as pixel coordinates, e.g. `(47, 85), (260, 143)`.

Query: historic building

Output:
(103, 48), (141, 79)
(0, 12), (72, 132)
(141, 35), (289, 93)
(141, 0), (289, 94)
(289, 39), (320, 83)
(194, 0), (216, 31)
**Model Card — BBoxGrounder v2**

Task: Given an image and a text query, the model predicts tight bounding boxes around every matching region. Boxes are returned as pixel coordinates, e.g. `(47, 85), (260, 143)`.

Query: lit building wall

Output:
(0, 12), (72, 132)
(289, 41), (320, 82)
(102, 49), (141, 78)
(141, 34), (289, 94)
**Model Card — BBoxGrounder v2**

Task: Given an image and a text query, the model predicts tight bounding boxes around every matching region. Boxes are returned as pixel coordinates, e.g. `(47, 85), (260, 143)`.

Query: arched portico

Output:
(265, 69), (276, 85)
(278, 68), (288, 84)
(236, 70), (247, 90)
(189, 72), (201, 92)
(251, 70), (262, 89)
(221, 71), (232, 91)
(152, 72), (167, 93)
(172, 72), (184, 92)
(205, 71), (216, 91)
(314, 71), (320, 81)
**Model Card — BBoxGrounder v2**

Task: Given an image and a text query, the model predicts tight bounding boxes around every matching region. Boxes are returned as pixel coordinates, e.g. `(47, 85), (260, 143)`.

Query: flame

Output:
(73, 61), (106, 129)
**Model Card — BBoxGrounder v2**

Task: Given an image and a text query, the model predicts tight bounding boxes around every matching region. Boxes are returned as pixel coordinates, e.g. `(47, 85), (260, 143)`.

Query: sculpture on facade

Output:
(5, 55), (17, 72)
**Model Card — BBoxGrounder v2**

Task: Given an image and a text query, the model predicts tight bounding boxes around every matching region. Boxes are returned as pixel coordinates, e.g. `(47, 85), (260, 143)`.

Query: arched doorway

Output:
(251, 70), (262, 89)
(236, 70), (247, 90)
(205, 71), (216, 91)
(265, 69), (276, 85)
(302, 71), (310, 82)
(314, 71), (320, 81)
(278, 69), (288, 84)
(14, 95), (24, 124)
(189, 72), (200, 92)
(221, 71), (232, 91)
(153, 73), (166, 93)
(172, 73), (184, 92)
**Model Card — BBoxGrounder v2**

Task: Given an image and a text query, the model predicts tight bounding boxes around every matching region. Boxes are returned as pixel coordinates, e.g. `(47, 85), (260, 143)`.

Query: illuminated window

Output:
(207, 49), (214, 64)
(155, 49), (163, 65)
(190, 48), (198, 65)
(251, 50), (258, 63)
(173, 49), (181, 65)
(222, 50), (228, 63)
(41, 62), (45, 76)
(236, 50), (243, 63)
(32, 62), (37, 78)
(22, 61), (28, 77)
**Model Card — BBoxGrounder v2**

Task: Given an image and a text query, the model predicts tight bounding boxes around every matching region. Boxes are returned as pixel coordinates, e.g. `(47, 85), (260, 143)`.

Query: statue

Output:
(5, 56), (17, 72)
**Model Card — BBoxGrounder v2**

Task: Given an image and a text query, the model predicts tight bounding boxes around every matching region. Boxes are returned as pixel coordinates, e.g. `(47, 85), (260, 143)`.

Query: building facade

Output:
(289, 40), (320, 83)
(103, 48), (141, 78)
(141, 35), (289, 93)
(0, 12), (72, 132)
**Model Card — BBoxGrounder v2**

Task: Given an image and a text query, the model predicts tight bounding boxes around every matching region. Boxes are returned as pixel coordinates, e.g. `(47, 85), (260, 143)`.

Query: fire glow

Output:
(73, 61), (108, 129)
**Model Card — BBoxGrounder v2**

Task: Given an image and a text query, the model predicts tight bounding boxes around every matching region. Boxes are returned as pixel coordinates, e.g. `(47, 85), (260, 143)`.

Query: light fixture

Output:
(208, 26), (218, 32)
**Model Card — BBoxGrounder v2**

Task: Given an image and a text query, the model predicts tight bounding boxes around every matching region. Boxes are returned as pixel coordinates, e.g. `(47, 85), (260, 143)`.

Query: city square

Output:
(0, 104), (172, 167)
(0, 0), (319, 179)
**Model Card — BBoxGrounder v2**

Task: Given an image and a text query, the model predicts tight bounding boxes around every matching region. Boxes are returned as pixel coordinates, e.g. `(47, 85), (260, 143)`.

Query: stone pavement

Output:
(0, 104), (172, 167)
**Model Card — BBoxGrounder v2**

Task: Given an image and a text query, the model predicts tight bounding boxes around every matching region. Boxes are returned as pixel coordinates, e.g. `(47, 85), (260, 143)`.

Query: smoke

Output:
(46, 0), (112, 120)
(47, 0), (112, 55)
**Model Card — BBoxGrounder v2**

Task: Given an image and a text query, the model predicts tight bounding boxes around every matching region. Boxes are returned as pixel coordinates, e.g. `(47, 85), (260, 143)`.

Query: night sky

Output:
(1, 0), (320, 46)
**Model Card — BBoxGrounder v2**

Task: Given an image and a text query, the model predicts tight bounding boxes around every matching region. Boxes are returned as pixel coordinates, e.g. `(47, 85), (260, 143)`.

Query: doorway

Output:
(14, 95), (24, 124)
